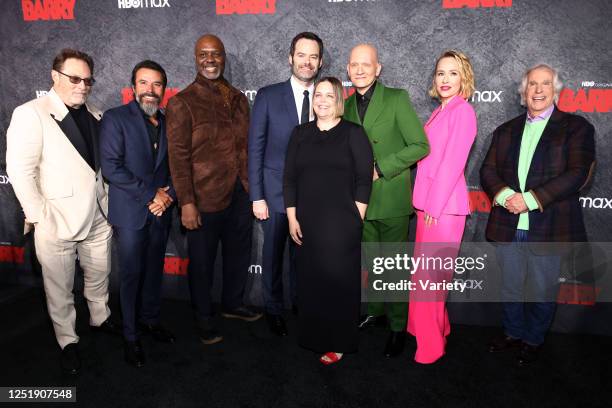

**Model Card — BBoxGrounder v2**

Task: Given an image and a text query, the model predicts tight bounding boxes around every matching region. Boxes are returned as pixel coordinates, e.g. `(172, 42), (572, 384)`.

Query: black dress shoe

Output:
(266, 314), (288, 337)
(517, 342), (540, 366)
(384, 331), (406, 358)
(488, 335), (522, 353)
(139, 323), (176, 343)
(221, 306), (263, 322)
(124, 340), (145, 368)
(61, 343), (81, 375)
(90, 318), (122, 336)
(358, 314), (387, 330)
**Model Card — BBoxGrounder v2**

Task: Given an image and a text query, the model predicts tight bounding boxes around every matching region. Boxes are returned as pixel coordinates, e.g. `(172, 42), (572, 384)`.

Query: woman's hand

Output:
(289, 218), (303, 245)
(286, 207), (303, 245)
(424, 212), (438, 227)
(355, 201), (367, 220)
(372, 165), (379, 181)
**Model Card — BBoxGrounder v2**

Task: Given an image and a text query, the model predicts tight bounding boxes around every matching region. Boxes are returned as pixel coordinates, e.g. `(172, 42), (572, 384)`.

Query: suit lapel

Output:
(128, 100), (155, 169)
(344, 94), (359, 124)
(51, 109), (91, 169)
(85, 108), (101, 171)
(282, 80), (299, 127)
(45, 88), (96, 174)
(508, 114), (527, 190)
(526, 107), (563, 187)
(155, 111), (167, 171)
(426, 95), (462, 128)
(85, 103), (102, 173)
(363, 82), (385, 132)
(424, 105), (442, 128)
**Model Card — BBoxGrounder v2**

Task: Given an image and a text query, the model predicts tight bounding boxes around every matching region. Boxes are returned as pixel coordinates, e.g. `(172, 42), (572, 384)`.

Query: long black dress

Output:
(283, 119), (373, 353)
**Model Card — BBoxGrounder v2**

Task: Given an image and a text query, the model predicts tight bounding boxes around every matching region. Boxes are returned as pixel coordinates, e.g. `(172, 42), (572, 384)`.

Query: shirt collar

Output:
(65, 103), (86, 113)
(356, 81), (376, 103)
(527, 104), (555, 123)
(290, 75), (314, 97)
(195, 73), (229, 90)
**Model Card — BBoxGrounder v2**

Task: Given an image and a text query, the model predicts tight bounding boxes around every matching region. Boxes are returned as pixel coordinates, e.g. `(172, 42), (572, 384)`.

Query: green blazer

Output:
(344, 82), (429, 220)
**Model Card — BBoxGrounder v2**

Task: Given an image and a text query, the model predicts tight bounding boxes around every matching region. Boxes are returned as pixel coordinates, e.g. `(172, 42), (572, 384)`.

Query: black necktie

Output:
(301, 90), (310, 124)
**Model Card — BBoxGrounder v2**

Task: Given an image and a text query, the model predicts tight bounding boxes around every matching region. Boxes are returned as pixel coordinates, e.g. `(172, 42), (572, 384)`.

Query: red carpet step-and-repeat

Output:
(1, 0), (610, 334)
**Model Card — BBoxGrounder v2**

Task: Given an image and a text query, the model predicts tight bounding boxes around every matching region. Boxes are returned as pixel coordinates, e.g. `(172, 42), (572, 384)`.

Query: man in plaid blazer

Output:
(480, 63), (595, 366)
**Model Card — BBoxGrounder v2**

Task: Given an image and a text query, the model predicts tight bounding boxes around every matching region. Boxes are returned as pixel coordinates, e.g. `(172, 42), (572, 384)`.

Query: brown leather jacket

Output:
(166, 74), (249, 212)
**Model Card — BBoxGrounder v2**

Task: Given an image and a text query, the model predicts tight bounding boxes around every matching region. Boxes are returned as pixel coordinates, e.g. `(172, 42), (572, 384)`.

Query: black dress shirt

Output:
(355, 81), (377, 124)
(141, 109), (160, 162)
(66, 104), (95, 170)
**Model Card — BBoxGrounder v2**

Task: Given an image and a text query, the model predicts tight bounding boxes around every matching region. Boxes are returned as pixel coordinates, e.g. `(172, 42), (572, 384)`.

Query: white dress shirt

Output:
(290, 75), (315, 123)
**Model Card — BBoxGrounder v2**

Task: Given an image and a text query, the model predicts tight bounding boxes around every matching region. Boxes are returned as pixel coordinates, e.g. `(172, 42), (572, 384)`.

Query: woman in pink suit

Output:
(407, 50), (477, 364)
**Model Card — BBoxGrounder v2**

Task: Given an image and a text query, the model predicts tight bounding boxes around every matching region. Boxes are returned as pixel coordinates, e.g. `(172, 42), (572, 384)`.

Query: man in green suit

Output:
(344, 44), (429, 358)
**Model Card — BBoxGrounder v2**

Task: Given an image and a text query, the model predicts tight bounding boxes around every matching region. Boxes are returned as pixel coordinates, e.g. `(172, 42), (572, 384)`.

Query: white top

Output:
(290, 75), (315, 123)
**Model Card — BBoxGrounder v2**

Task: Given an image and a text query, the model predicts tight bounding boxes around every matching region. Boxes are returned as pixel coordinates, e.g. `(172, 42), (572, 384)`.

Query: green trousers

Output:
(362, 215), (411, 332)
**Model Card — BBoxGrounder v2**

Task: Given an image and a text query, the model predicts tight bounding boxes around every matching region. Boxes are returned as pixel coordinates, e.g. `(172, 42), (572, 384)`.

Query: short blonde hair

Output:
(314, 76), (345, 117)
(428, 50), (476, 100)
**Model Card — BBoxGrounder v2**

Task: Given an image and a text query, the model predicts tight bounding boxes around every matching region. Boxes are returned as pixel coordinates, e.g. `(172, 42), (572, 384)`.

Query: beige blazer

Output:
(6, 88), (108, 241)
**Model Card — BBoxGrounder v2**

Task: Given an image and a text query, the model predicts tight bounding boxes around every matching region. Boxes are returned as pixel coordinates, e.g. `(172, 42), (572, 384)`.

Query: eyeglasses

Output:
(55, 70), (96, 86)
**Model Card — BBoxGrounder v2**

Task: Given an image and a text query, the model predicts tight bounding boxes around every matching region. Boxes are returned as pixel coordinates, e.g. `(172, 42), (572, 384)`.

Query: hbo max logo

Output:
(118, 0), (170, 8)
(471, 90), (503, 103)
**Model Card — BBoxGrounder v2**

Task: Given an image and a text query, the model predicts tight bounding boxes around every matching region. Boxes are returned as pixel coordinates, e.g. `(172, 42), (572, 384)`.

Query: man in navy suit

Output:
(100, 60), (176, 367)
(248, 32), (324, 336)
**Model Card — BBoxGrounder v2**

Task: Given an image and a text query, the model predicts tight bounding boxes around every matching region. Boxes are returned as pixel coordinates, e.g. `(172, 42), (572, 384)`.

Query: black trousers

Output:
(187, 180), (253, 321)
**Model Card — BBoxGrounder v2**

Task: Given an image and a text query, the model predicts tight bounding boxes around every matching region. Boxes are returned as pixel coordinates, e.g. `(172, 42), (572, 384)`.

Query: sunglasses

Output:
(56, 70), (96, 86)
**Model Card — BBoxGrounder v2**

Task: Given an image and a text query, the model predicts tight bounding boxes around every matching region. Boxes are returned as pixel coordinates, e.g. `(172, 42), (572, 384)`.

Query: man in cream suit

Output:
(6, 49), (119, 375)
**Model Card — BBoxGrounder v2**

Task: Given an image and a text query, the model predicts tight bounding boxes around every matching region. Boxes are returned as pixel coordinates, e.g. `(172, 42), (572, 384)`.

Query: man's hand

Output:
(253, 200), (269, 220)
(148, 202), (164, 216)
(148, 186), (173, 216)
(372, 165), (379, 181)
(181, 203), (202, 230)
(505, 193), (528, 214)
(153, 187), (173, 209)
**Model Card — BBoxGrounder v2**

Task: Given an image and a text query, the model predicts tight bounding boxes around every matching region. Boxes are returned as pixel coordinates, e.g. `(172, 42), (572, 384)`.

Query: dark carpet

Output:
(0, 285), (609, 408)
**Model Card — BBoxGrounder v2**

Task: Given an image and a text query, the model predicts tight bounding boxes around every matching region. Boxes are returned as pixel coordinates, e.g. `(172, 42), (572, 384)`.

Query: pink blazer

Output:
(412, 96), (477, 219)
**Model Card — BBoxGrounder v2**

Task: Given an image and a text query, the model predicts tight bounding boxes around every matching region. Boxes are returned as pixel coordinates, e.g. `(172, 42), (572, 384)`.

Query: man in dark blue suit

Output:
(248, 32), (324, 336)
(100, 60), (176, 367)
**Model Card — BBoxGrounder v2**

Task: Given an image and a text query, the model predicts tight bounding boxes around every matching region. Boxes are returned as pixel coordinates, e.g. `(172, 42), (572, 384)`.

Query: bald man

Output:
(166, 34), (261, 345)
(344, 44), (429, 358)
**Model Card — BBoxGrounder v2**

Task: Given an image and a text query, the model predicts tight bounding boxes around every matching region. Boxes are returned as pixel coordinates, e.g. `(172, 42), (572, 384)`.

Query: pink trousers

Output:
(407, 210), (466, 364)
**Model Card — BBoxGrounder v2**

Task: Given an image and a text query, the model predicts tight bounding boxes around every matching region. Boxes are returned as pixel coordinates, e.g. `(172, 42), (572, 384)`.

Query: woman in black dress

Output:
(283, 77), (373, 365)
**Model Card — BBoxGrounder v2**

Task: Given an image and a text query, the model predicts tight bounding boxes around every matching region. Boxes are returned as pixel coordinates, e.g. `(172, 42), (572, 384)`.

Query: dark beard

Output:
(292, 64), (318, 84)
